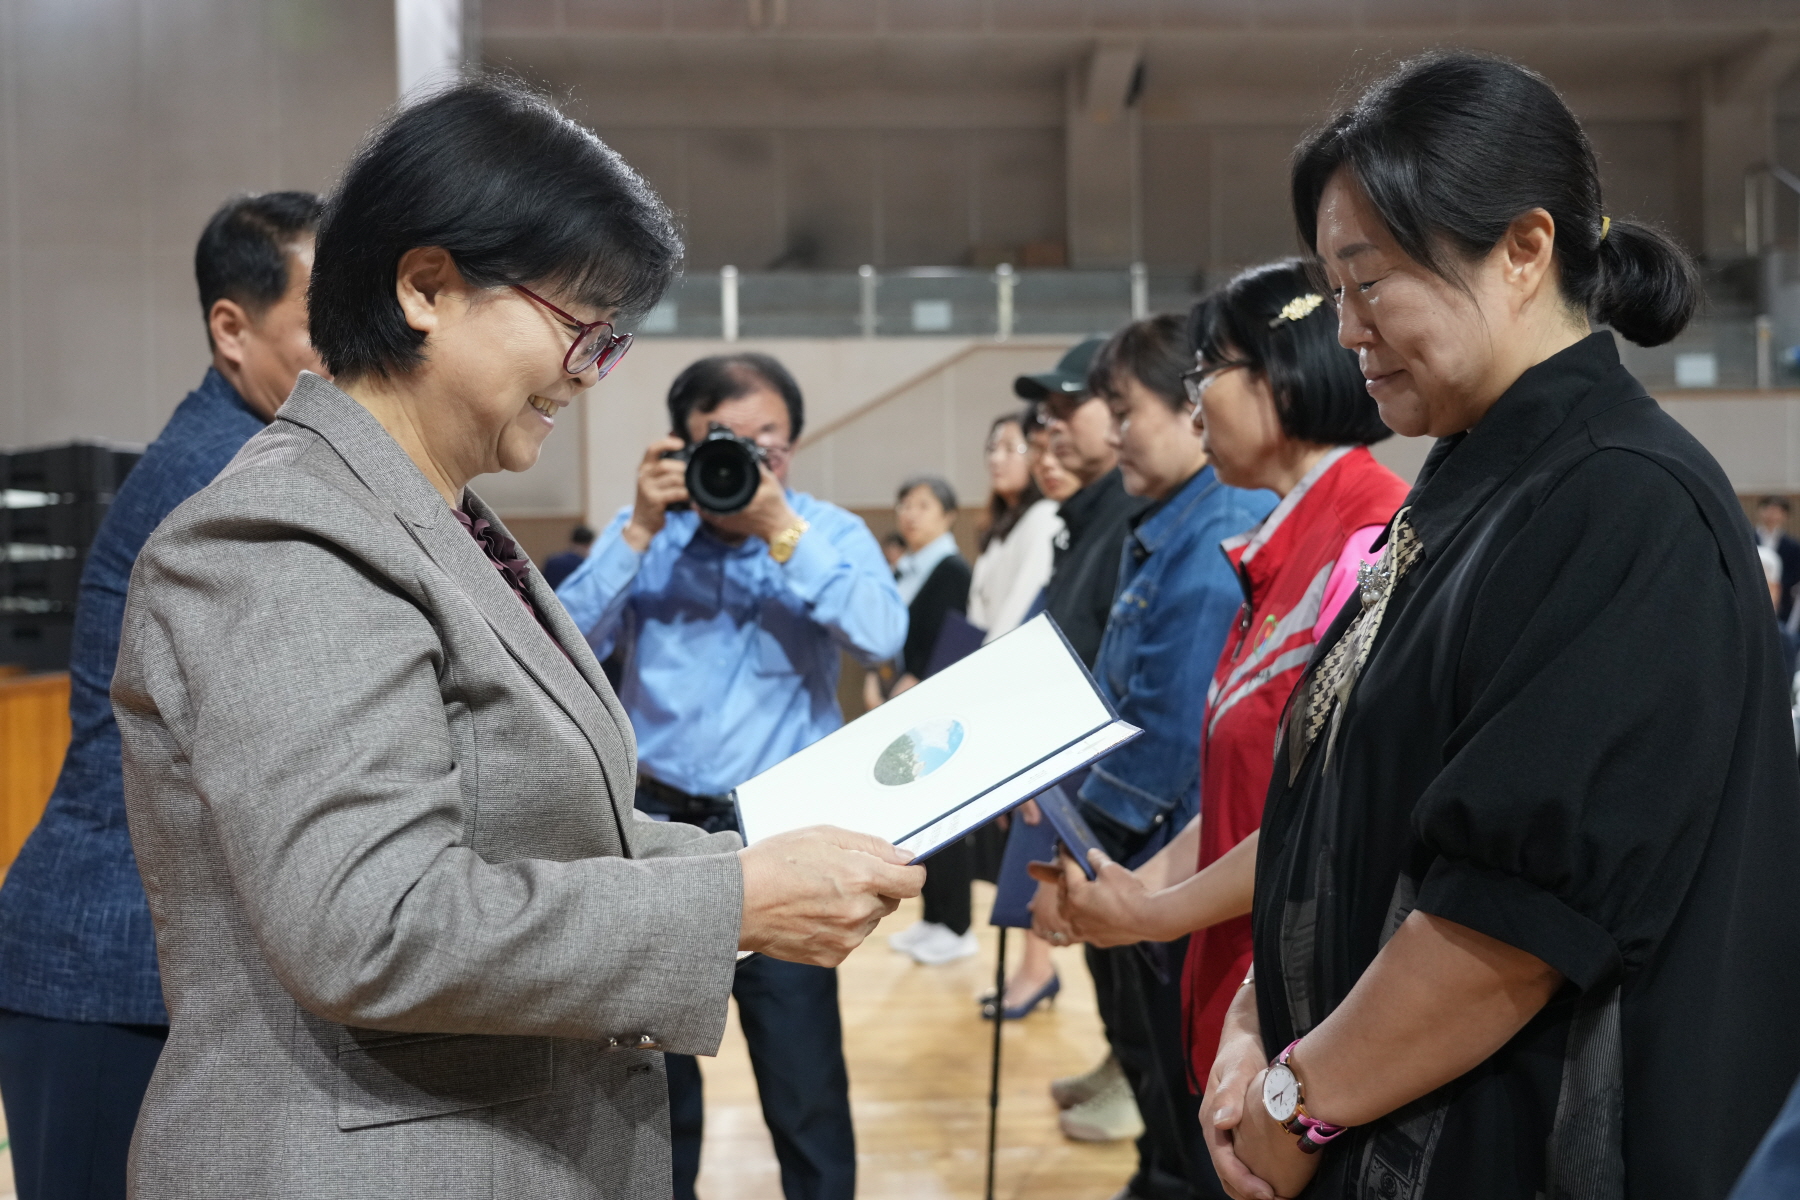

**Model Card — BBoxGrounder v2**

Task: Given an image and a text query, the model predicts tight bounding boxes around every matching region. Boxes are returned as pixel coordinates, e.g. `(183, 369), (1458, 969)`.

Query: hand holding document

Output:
(734, 615), (1140, 860)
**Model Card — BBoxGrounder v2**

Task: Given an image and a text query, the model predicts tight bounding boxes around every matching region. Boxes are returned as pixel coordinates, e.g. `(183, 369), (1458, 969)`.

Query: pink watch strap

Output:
(1276, 1040), (1351, 1153)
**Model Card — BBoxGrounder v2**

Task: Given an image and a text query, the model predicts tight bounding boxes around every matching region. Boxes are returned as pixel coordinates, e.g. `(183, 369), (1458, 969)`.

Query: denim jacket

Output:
(0, 368), (265, 1025)
(1077, 465), (1275, 837)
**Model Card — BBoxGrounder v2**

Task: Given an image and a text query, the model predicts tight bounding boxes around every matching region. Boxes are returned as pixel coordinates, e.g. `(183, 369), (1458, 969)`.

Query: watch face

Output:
(1263, 1063), (1300, 1124)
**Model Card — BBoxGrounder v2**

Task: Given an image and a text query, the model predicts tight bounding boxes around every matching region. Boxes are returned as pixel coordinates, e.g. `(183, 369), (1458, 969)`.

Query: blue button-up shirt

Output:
(557, 494), (906, 797)
(0, 368), (265, 1025)
(1079, 465), (1276, 835)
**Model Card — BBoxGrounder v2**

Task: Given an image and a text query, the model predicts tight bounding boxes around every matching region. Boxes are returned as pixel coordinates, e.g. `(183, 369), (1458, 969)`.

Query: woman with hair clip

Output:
(1194, 52), (1800, 1200)
(1037, 260), (1408, 1126)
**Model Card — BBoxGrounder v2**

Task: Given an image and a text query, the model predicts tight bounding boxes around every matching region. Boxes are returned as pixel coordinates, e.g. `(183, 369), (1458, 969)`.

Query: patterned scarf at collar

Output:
(454, 507), (572, 664)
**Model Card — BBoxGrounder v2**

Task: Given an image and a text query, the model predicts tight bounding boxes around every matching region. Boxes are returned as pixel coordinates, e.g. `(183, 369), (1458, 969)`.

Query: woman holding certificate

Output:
(1204, 53), (1800, 1200)
(110, 79), (922, 1200)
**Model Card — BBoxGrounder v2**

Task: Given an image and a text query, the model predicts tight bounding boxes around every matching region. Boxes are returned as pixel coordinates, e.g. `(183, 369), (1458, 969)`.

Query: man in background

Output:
(1011, 338), (1150, 1150)
(557, 352), (905, 1200)
(1755, 496), (1800, 624)
(1018, 338), (1149, 669)
(0, 191), (324, 1200)
(542, 523), (595, 589)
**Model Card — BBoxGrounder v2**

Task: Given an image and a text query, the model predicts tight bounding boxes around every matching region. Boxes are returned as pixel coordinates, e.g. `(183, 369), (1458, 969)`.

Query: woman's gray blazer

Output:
(113, 373), (745, 1199)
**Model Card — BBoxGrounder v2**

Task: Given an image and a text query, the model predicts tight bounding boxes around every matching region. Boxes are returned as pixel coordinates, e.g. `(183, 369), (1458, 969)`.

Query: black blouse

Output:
(1253, 334), (1800, 1200)
(901, 554), (971, 680)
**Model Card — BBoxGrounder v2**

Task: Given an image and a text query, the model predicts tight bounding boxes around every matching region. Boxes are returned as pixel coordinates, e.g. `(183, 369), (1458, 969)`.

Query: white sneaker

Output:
(888, 920), (943, 954)
(907, 924), (980, 965)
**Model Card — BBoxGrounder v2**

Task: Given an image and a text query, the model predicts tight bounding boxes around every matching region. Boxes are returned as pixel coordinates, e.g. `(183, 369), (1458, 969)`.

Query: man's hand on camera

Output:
(703, 465), (801, 547)
(738, 826), (924, 967)
(623, 436), (690, 553)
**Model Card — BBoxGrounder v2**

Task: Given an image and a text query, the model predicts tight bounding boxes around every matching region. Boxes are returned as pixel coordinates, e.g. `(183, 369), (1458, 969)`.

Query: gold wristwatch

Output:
(768, 516), (810, 564)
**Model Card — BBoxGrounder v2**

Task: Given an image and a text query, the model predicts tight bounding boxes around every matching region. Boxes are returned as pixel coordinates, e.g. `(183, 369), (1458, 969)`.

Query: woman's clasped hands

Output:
(1200, 1020), (1322, 1200)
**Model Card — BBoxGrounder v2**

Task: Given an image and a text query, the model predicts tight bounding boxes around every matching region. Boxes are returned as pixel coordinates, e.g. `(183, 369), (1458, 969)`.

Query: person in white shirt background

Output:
(968, 410), (1063, 644)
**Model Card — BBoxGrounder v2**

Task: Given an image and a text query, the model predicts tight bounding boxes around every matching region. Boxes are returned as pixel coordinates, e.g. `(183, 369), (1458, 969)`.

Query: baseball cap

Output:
(1013, 337), (1106, 401)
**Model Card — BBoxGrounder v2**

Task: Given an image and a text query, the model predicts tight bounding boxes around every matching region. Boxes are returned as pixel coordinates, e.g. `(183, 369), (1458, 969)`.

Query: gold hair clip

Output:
(1269, 293), (1325, 328)
(1600, 216), (1611, 242)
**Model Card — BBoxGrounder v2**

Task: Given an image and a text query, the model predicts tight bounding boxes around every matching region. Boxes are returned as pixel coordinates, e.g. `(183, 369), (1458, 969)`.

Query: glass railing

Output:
(624, 263), (1800, 393)
(623, 266), (1208, 342)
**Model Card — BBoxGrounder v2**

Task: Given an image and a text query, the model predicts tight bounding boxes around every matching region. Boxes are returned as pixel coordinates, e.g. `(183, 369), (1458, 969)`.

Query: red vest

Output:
(1181, 446), (1409, 1081)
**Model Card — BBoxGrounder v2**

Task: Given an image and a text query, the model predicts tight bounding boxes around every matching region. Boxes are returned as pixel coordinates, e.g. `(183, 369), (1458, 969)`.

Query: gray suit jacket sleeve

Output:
(115, 463), (742, 1053)
(628, 809), (744, 859)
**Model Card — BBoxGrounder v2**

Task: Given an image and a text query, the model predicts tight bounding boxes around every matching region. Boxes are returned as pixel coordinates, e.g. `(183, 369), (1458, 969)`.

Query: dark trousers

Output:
(0, 1009), (166, 1200)
(1087, 941), (1225, 1200)
(635, 780), (856, 1200)
(1080, 804), (1225, 1200)
(920, 834), (974, 934)
(666, 955), (855, 1200)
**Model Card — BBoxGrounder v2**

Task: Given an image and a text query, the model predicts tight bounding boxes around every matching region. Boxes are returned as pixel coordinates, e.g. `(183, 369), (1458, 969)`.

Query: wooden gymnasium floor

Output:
(0, 885), (1135, 1200)
(695, 883), (1135, 1200)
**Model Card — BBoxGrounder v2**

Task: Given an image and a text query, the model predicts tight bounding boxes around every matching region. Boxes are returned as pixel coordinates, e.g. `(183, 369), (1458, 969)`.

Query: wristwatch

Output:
(1261, 1039), (1349, 1154)
(768, 516), (809, 564)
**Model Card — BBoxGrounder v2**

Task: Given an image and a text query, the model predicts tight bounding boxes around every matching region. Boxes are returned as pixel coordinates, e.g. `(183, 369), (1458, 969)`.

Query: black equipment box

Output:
(0, 500), (109, 549)
(0, 614), (74, 672)
(0, 558), (84, 613)
(1, 442), (141, 496)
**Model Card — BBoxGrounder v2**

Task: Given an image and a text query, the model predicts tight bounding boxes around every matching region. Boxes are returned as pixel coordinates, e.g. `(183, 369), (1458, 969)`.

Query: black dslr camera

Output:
(662, 424), (769, 515)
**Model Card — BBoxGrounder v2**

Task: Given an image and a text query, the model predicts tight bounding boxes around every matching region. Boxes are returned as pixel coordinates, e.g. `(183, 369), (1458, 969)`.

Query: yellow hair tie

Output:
(1600, 216), (1611, 242)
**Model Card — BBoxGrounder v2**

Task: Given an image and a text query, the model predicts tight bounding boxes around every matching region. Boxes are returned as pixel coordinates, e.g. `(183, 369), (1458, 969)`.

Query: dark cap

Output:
(1013, 337), (1106, 401)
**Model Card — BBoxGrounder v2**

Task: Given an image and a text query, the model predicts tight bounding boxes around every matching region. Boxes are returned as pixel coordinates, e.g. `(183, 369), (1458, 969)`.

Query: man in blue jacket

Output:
(0, 191), (323, 1200)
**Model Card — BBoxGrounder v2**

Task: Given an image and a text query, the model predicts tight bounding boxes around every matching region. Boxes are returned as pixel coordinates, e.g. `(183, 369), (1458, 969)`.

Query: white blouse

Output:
(967, 497), (1063, 643)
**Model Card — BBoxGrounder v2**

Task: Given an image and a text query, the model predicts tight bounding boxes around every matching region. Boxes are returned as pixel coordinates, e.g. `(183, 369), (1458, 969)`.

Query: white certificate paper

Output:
(733, 615), (1140, 858)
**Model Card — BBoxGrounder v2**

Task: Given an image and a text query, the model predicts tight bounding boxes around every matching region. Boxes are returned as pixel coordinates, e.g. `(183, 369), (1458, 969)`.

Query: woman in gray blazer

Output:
(112, 80), (923, 1200)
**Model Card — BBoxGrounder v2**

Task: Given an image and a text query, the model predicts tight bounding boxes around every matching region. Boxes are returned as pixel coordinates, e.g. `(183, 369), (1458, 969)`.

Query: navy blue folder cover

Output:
(1034, 783), (1105, 880)
(987, 778), (1107, 927)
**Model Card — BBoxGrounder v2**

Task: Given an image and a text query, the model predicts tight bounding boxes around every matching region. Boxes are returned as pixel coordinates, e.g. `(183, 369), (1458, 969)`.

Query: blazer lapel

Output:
(274, 374), (639, 850)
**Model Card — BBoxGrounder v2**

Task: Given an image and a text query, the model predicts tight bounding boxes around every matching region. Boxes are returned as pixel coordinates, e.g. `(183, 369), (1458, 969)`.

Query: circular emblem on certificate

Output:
(873, 718), (965, 786)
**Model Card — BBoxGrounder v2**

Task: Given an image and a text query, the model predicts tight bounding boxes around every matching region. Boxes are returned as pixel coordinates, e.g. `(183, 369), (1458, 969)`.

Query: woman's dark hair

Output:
(897, 474), (958, 514)
(1292, 52), (1697, 347)
(1087, 314), (1191, 411)
(1187, 259), (1390, 446)
(981, 410), (1044, 552)
(195, 191), (323, 343)
(666, 353), (805, 442)
(310, 76), (683, 379)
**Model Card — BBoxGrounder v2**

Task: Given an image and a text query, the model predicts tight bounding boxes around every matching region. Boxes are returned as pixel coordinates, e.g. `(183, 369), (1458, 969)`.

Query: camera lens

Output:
(685, 437), (761, 514)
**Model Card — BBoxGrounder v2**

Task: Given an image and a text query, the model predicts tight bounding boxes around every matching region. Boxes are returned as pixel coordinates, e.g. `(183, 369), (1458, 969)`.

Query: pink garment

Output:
(1313, 523), (1387, 642)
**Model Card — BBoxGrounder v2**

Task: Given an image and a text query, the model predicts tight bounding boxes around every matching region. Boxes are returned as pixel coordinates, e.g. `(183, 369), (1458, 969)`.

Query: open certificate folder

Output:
(733, 614), (1141, 859)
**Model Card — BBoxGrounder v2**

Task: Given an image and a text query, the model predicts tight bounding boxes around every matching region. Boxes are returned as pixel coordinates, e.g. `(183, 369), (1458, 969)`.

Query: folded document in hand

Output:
(733, 614), (1140, 860)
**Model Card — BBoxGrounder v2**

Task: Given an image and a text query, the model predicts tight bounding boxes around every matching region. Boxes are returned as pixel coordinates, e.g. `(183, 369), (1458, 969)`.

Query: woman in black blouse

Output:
(883, 475), (979, 965)
(1204, 53), (1800, 1200)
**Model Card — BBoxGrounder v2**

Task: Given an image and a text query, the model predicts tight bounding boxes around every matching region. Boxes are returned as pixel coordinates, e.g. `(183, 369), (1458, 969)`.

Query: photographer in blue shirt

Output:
(557, 352), (905, 1200)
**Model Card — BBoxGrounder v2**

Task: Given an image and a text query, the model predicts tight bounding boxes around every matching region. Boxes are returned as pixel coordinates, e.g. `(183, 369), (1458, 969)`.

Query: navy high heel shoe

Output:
(979, 972), (1061, 1021)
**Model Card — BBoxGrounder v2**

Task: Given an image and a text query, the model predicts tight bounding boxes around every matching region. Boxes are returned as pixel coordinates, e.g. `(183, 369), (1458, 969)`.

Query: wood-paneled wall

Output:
(0, 671), (70, 869)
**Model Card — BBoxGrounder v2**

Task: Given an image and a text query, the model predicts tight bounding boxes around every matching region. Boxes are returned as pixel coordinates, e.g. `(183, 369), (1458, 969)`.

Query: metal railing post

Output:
(858, 265), (877, 338)
(1758, 314), (1774, 390)
(720, 265), (739, 342)
(995, 263), (1015, 341)
(1130, 261), (1148, 320)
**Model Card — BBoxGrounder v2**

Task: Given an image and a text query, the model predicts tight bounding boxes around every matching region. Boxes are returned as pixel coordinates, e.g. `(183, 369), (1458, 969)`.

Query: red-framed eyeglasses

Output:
(511, 284), (634, 379)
